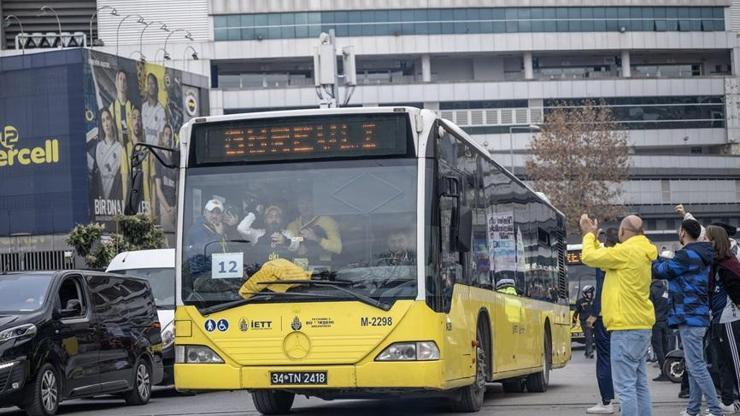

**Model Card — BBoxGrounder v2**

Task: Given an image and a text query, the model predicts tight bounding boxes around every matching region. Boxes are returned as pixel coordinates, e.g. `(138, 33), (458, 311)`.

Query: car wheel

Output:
(124, 359), (152, 405)
(251, 390), (295, 415)
(23, 363), (60, 416)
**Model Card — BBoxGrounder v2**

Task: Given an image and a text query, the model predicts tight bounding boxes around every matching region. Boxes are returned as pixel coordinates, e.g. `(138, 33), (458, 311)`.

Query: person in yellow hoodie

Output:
(580, 214), (657, 416)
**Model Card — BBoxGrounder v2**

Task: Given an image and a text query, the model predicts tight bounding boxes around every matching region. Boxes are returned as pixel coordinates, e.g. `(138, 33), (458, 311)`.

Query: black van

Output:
(0, 271), (164, 416)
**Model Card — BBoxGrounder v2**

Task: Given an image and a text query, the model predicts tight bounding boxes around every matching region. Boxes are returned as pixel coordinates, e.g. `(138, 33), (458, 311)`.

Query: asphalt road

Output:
(1, 346), (693, 416)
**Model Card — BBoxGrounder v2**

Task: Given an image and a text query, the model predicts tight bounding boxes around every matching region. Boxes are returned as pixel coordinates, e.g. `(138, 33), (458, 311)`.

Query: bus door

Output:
(492, 288), (523, 373)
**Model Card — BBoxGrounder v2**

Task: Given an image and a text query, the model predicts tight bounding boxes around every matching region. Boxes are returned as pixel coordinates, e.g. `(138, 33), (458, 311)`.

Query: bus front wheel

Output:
(451, 324), (487, 412)
(251, 390), (295, 415)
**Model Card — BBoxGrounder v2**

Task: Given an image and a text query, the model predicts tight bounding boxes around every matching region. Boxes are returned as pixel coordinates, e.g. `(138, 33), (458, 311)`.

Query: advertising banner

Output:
(0, 53), (89, 236)
(0, 49), (207, 239)
(83, 51), (197, 232)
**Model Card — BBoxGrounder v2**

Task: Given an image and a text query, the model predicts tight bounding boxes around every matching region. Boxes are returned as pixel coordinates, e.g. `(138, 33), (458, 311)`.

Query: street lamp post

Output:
(39, 6), (62, 48)
(509, 124), (541, 174)
(163, 29), (192, 59)
(89, 6), (118, 48)
(138, 20), (168, 61)
(154, 47), (170, 65)
(182, 45), (199, 71)
(116, 14), (146, 58)
(3, 15), (25, 53)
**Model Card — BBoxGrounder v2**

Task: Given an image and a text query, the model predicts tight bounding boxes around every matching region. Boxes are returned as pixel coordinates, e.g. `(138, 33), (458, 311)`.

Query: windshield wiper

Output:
(199, 291), (336, 315)
(257, 280), (391, 311)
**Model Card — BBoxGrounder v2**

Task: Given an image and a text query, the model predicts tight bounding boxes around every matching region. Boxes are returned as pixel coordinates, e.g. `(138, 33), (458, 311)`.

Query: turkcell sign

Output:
(0, 125), (60, 167)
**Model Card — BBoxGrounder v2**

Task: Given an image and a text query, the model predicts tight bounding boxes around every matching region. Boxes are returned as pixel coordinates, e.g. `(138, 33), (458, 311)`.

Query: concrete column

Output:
(523, 52), (534, 80)
(732, 47), (740, 76)
(421, 54), (431, 82)
(621, 50), (631, 78)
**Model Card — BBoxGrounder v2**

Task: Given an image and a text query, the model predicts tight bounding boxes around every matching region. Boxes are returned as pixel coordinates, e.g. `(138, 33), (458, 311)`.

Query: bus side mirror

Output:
(125, 167), (144, 215)
(124, 149), (147, 215)
(124, 145), (180, 216)
(456, 207), (472, 252)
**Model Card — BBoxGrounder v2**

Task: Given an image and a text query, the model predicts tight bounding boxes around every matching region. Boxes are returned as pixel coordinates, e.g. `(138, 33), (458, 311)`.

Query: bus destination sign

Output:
(566, 251), (582, 265)
(192, 113), (411, 164)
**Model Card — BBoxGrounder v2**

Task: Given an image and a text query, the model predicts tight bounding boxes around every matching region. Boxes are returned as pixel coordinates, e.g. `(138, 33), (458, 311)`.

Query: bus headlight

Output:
(376, 341), (440, 361)
(161, 322), (175, 350)
(175, 345), (224, 364)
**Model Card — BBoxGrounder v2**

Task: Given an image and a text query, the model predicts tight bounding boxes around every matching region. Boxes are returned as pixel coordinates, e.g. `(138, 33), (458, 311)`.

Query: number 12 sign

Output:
(211, 252), (244, 279)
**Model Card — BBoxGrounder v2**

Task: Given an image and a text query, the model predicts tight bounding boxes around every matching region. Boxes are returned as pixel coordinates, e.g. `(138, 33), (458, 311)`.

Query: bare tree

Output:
(526, 99), (630, 234)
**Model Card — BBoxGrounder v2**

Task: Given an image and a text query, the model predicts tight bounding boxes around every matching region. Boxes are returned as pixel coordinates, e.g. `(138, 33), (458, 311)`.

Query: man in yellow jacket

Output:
(580, 214), (657, 416)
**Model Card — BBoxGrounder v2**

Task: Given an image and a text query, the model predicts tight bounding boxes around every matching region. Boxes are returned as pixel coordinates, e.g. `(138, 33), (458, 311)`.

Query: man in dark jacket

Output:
(573, 285), (596, 358)
(653, 219), (728, 416)
(650, 278), (671, 381)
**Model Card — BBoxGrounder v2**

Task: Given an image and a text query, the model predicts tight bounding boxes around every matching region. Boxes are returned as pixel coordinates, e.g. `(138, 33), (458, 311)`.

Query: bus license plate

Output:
(270, 371), (327, 385)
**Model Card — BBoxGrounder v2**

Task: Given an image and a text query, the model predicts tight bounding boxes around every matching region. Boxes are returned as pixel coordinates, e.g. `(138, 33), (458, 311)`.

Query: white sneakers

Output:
(719, 401), (738, 414)
(586, 402), (615, 414)
(682, 401), (740, 416)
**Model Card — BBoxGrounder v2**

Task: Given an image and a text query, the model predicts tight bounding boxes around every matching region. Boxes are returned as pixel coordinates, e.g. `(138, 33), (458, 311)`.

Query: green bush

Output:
(67, 214), (165, 270)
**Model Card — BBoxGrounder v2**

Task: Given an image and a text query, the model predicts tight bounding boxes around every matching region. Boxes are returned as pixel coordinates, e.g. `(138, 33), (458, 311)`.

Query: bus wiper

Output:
(257, 280), (391, 311)
(200, 291), (337, 315)
(200, 295), (267, 315)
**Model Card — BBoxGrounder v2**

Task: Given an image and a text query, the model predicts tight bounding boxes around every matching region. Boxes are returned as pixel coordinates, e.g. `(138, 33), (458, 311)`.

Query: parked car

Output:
(0, 270), (164, 416)
(106, 249), (175, 385)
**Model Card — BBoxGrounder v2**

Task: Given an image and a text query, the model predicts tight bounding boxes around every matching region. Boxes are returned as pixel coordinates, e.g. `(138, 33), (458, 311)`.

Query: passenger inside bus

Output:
(287, 191), (343, 265)
(185, 199), (228, 276)
(374, 230), (416, 266)
(237, 204), (301, 262)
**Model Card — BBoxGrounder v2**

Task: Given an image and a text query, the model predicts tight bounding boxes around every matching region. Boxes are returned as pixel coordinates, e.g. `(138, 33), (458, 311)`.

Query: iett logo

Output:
(0, 125), (60, 167)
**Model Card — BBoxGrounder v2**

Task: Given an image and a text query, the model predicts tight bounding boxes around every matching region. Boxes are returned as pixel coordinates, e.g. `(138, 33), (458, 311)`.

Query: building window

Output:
(543, 96), (725, 130)
(212, 7), (726, 41)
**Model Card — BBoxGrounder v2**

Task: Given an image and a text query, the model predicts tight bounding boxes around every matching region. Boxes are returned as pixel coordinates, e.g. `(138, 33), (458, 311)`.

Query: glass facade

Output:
(544, 96), (725, 130)
(214, 7), (725, 41)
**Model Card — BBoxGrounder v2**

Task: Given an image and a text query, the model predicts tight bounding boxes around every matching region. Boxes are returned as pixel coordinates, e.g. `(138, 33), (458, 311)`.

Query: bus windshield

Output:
(181, 159), (418, 309)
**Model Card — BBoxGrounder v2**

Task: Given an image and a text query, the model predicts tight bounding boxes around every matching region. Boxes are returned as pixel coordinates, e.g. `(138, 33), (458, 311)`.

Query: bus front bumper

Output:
(175, 360), (453, 391)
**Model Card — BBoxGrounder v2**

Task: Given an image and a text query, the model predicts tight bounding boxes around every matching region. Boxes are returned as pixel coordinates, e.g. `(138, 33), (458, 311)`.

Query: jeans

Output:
(594, 318), (614, 404)
(679, 325), (722, 415)
(611, 329), (652, 416)
(651, 321), (670, 374)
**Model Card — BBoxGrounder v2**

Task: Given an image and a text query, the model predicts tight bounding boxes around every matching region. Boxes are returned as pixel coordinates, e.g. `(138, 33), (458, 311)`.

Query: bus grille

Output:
(216, 334), (386, 365)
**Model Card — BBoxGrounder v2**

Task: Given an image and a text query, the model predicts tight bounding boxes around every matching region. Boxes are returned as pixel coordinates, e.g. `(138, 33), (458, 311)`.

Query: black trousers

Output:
(581, 321), (594, 356)
(713, 321), (740, 405)
(652, 321), (670, 374)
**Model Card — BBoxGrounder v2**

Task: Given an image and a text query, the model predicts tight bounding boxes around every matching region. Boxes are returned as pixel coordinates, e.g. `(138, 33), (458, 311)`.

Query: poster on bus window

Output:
(83, 50), (196, 233)
(487, 211), (516, 273)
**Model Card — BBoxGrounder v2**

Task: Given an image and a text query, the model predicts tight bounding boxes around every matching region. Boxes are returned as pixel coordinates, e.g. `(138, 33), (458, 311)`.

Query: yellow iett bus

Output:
(169, 107), (571, 413)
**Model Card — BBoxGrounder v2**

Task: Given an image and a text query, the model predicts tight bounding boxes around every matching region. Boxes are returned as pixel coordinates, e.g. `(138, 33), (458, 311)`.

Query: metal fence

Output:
(0, 250), (76, 272)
